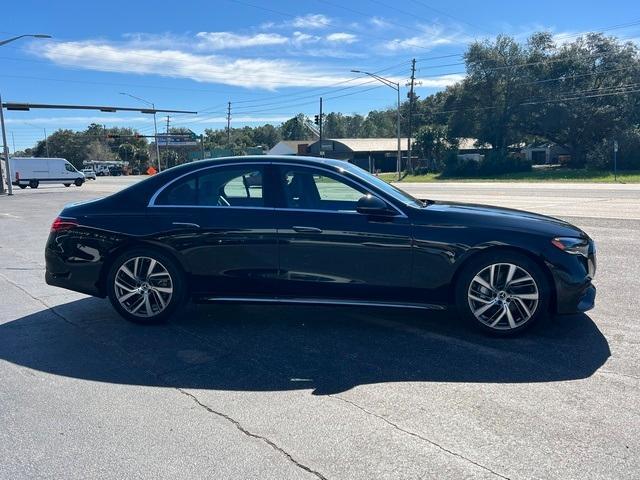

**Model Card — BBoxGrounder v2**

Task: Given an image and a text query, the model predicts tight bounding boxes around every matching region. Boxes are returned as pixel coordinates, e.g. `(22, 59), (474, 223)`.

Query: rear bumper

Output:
(45, 247), (105, 297)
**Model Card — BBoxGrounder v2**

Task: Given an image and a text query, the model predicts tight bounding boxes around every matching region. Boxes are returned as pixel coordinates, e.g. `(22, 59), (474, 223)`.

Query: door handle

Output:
(172, 222), (201, 229)
(292, 226), (322, 233)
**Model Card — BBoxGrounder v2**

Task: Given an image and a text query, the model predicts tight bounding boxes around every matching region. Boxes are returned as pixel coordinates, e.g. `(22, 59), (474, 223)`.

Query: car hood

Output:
(415, 201), (587, 238)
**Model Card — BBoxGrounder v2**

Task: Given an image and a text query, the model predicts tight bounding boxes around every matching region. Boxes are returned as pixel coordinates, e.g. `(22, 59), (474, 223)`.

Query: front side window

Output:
(281, 168), (366, 211)
(155, 166), (265, 207)
(65, 163), (76, 172)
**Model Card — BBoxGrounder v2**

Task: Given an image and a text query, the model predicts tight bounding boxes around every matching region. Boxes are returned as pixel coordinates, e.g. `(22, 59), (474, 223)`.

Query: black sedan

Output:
(45, 156), (596, 335)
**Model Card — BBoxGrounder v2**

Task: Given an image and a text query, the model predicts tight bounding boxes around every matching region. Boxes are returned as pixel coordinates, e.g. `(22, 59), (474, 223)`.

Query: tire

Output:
(454, 250), (550, 336)
(64, 183), (71, 187)
(74, 178), (84, 187)
(106, 248), (187, 324)
(18, 185), (27, 189)
(29, 180), (39, 189)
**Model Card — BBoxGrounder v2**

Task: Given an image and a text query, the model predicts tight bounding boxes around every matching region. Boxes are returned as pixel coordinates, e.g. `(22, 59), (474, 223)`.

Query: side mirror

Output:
(356, 194), (396, 216)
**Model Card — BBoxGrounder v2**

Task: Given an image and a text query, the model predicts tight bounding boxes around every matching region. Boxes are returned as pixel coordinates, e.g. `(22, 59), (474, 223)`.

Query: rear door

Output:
(149, 163), (279, 297)
(273, 164), (413, 302)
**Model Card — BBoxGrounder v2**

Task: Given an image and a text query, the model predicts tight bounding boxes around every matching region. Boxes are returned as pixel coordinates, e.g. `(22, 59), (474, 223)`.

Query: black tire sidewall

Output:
(74, 178), (84, 187)
(106, 248), (186, 324)
(455, 251), (550, 336)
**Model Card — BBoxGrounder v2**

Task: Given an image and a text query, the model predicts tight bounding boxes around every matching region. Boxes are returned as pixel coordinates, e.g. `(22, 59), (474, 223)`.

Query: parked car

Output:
(108, 166), (123, 176)
(10, 157), (84, 189)
(82, 168), (97, 180)
(45, 156), (596, 336)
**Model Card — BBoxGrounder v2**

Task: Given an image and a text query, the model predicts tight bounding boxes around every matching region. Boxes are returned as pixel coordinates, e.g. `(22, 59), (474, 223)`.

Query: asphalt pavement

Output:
(1, 177), (639, 479)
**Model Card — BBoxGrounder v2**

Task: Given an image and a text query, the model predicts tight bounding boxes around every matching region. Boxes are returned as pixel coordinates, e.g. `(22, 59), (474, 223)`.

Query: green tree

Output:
(280, 114), (313, 140)
(413, 124), (458, 171)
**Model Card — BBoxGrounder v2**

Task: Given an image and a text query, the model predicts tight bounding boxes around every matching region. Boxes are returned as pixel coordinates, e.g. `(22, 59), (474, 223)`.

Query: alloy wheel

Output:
(467, 263), (539, 331)
(114, 256), (173, 318)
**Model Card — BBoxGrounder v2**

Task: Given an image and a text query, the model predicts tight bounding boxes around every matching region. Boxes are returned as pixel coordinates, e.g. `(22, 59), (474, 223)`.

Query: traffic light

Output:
(314, 115), (319, 125)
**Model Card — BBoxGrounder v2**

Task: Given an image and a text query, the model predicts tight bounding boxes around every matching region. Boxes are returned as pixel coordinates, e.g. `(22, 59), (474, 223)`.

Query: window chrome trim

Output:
(148, 161), (268, 207)
(150, 205), (275, 210)
(146, 159), (408, 218)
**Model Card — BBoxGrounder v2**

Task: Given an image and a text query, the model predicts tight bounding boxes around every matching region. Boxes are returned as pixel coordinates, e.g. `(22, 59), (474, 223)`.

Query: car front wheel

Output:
(106, 249), (185, 324)
(455, 251), (550, 336)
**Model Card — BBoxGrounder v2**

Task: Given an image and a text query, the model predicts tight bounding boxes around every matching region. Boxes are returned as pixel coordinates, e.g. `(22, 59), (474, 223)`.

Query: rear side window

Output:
(155, 166), (265, 207)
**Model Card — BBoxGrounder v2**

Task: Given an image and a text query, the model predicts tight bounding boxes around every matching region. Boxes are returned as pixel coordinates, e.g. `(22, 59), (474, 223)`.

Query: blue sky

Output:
(2, 0), (639, 150)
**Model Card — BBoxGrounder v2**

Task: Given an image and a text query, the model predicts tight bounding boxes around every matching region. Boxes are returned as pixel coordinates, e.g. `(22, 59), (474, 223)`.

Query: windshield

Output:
(340, 163), (425, 208)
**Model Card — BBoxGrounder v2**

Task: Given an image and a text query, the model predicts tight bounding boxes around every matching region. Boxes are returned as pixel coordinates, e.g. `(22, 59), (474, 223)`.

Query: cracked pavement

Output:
(1, 178), (639, 479)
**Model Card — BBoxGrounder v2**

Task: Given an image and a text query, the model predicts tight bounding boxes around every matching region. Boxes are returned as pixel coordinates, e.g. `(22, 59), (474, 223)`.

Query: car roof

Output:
(192, 155), (347, 170)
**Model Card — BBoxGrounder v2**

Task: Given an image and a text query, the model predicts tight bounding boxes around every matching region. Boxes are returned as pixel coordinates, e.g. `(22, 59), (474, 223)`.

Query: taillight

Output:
(15, 171), (19, 181)
(50, 217), (78, 232)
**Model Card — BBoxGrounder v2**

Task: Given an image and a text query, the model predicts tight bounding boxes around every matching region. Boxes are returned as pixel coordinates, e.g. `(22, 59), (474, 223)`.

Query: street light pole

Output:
(0, 93), (11, 194)
(119, 92), (162, 173)
(351, 70), (402, 180)
(0, 33), (52, 195)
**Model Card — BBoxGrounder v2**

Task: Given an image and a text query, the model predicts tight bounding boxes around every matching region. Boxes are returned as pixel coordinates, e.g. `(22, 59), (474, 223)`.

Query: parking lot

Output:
(1, 177), (639, 479)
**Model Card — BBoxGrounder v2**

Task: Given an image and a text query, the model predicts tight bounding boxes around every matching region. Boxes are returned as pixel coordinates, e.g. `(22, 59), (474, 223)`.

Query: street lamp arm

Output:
(351, 70), (399, 91)
(0, 34), (52, 47)
(119, 92), (153, 107)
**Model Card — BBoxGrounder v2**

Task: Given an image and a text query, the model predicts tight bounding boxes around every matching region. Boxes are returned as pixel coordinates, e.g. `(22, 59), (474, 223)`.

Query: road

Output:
(1, 178), (639, 479)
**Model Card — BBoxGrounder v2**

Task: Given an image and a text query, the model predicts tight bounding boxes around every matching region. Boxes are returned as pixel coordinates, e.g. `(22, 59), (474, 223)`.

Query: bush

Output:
(479, 151), (531, 175)
(441, 151), (531, 177)
(586, 129), (640, 170)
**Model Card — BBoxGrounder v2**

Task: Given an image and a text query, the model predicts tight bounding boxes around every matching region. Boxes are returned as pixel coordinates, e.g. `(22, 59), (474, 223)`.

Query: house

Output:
(268, 140), (311, 156)
(523, 144), (571, 164)
(307, 138), (410, 172)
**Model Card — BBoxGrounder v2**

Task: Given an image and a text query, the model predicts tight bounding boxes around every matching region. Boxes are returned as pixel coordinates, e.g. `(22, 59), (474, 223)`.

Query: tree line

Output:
(15, 32), (640, 173)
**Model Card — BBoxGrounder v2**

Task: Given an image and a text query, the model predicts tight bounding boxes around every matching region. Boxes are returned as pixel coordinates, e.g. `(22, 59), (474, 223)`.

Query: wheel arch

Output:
(97, 239), (190, 297)
(449, 245), (557, 312)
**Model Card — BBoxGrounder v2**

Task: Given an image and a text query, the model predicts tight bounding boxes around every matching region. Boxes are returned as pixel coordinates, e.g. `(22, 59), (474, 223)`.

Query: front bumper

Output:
(550, 248), (597, 315)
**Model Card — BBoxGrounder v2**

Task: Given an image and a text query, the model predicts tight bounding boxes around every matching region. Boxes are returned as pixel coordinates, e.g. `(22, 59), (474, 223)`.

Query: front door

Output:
(274, 165), (413, 302)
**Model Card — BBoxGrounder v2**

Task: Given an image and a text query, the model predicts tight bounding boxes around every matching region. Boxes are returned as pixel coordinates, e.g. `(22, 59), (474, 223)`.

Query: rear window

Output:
(155, 166), (265, 207)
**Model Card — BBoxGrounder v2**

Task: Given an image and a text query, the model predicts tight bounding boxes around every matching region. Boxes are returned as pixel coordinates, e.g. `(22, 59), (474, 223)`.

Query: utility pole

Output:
(44, 127), (49, 156)
(407, 58), (416, 174)
(319, 97), (323, 154)
(226, 101), (232, 148)
(614, 139), (618, 182)
(11, 131), (16, 154)
(200, 134), (205, 160)
(164, 115), (170, 171)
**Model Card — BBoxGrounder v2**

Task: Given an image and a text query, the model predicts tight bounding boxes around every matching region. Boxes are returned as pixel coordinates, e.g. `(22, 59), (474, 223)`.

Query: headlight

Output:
(551, 237), (590, 257)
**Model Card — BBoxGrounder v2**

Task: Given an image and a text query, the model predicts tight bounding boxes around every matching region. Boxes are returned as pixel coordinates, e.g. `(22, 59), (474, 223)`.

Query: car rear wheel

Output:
(18, 185), (27, 189)
(106, 249), (186, 324)
(64, 183), (71, 187)
(29, 180), (39, 189)
(455, 251), (550, 336)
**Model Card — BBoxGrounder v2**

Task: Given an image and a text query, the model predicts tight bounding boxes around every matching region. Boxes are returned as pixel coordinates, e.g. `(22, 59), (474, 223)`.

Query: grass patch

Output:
(378, 168), (640, 183)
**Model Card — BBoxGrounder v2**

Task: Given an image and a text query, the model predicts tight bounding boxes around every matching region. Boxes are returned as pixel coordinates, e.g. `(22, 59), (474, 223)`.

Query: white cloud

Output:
(417, 74), (466, 88)
(291, 31), (321, 46)
(370, 17), (390, 28)
(178, 116), (292, 124)
(196, 32), (288, 50)
(31, 41), (353, 89)
(383, 25), (471, 51)
(7, 116), (149, 125)
(326, 32), (358, 44)
(291, 14), (331, 29)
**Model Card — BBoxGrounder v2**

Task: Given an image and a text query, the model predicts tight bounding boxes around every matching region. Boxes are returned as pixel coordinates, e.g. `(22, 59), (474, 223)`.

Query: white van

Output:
(9, 157), (85, 189)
